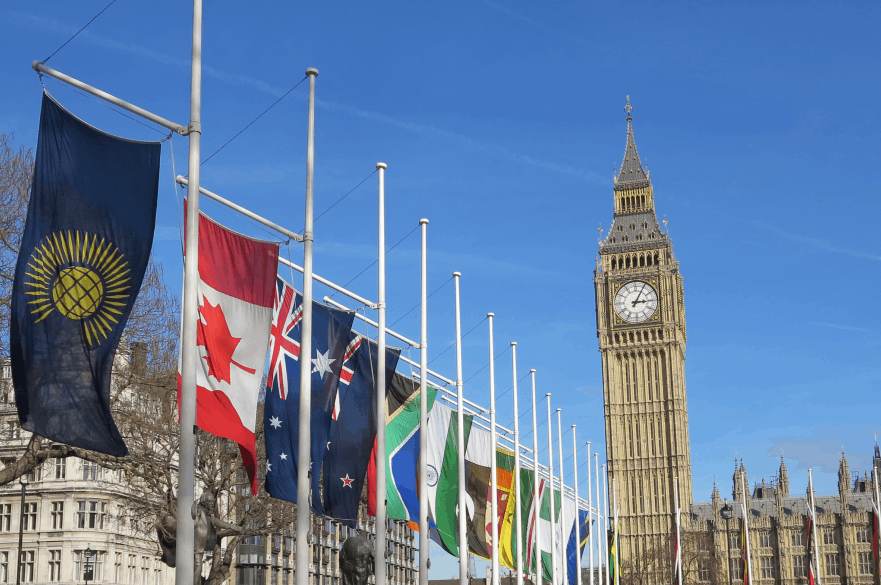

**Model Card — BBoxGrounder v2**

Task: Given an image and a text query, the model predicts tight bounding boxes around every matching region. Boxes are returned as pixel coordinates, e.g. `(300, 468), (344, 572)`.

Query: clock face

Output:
(614, 281), (658, 324)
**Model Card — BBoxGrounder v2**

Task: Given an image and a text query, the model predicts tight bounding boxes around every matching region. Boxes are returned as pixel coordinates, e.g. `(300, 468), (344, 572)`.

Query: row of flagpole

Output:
(27, 6), (616, 585)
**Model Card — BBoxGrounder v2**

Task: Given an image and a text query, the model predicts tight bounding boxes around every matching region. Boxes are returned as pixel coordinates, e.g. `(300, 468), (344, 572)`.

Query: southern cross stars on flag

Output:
(263, 277), (354, 511)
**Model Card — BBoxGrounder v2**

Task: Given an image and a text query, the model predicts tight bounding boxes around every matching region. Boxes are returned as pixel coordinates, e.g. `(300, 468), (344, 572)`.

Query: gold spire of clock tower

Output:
(595, 97), (693, 577)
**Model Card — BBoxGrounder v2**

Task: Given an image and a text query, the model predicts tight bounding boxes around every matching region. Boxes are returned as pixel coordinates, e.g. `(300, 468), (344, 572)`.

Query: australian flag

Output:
(264, 277), (354, 510)
(322, 334), (400, 526)
(10, 93), (159, 456)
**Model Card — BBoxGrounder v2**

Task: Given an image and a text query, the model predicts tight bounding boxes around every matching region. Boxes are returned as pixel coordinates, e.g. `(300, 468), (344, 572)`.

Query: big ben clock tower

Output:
(595, 98), (692, 569)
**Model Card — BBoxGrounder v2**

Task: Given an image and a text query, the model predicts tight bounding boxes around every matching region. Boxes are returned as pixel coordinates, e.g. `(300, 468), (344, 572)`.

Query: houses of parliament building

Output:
(594, 100), (881, 585)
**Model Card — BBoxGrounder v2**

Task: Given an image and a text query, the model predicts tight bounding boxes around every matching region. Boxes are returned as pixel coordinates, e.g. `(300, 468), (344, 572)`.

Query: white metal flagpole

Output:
(530, 370), (541, 585)
(585, 443), (594, 585)
(453, 272), (468, 585)
(295, 66), (319, 585)
(673, 477), (682, 585)
(488, 313), (500, 585)
(572, 426), (582, 585)
(375, 162), (389, 585)
(612, 480), (619, 585)
(808, 468), (821, 585)
(511, 342), (523, 585)
(175, 0), (202, 583)
(739, 473), (753, 585)
(555, 409), (566, 585)
(601, 462), (609, 585)
(546, 395), (558, 585)
(418, 218), (430, 585)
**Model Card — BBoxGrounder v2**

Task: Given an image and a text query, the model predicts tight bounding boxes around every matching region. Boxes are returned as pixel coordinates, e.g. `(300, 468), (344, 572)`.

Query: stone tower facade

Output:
(594, 98), (693, 566)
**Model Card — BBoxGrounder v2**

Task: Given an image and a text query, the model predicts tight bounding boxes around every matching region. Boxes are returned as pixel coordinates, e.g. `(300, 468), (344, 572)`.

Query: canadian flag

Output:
(179, 209), (278, 495)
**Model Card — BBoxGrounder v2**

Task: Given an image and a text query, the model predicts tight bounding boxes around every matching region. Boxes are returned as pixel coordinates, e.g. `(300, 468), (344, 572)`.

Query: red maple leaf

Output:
(196, 296), (256, 384)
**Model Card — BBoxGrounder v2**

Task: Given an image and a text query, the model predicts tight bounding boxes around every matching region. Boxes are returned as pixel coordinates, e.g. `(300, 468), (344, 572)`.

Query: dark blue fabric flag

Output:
(10, 93), (160, 456)
(322, 335), (400, 526)
(264, 277), (353, 510)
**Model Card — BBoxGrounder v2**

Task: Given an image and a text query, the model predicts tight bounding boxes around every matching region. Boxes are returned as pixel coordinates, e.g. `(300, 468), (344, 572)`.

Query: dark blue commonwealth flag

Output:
(10, 93), (160, 456)
(322, 334), (400, 526)
(264, 277), (354, 509)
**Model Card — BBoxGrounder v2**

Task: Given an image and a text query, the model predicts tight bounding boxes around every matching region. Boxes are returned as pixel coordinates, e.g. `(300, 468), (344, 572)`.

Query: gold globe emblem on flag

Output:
(24, 230), (131, 347)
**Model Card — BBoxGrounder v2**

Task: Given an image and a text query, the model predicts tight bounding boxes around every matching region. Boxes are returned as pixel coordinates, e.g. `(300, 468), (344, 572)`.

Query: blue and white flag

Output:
(263, 277), (353, 510)
(322, 335), (400, 526)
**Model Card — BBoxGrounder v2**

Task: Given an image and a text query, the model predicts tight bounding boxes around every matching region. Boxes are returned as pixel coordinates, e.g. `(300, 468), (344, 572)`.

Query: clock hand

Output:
(631, 284), (648, 307)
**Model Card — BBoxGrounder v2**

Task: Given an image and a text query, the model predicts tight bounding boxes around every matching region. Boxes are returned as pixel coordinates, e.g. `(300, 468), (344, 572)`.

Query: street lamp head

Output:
(720, 502), (734, 520)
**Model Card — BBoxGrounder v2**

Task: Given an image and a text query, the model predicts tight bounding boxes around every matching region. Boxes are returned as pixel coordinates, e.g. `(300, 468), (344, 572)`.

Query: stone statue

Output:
(339, 534), (373, 585)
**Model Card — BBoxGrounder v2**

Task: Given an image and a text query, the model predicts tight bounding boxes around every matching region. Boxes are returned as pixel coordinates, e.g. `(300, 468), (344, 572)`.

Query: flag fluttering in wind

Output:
(179, 210), (279, 495)
(367, 374), (438, 526)
(425, 402), (493, 557)
(565, 508), (590, 585)
(12, 93), (160, 456)
(322, 335), (399, 526)
(608, 516), (619, 585)
(264, 277), (353, 508)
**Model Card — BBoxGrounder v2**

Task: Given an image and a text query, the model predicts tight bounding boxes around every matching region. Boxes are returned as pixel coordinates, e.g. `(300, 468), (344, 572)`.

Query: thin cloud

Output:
(752, 221), (881, 262)
(12, 11), (604, 184)
(809, 321), (873, 334)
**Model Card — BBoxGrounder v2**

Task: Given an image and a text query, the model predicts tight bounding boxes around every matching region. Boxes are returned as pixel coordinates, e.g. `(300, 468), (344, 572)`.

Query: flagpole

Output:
(176, 0), (203, 582)
(418, 218), (430, 585)
(555, 409), (566, 585)
(453, 271), (468, 585)
(295, 66), (319, 585)
(739, 473), (753, 585)
(375, 162), (389, 585)
(602, 462), (609, 585)
(572, 426), (582, 585)
(808, 468), (821, 585)
(488, 313), (500, 585)
(585, 442), (594, 585)
(530, 369), (541, 585)
(545, 394), (558, 585)
(592, 452), (600, 585)
(674, 477), (682, 585)
(511, 342), (523, 585)
(612, 480), (619, 585)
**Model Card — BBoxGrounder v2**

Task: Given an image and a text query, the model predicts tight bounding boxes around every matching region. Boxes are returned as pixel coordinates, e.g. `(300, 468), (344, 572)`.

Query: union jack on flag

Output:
(332, 334), (364, 420)
(267, 279), (303, 400)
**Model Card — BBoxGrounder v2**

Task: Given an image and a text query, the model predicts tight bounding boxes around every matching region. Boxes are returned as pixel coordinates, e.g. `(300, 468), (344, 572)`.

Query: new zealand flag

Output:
(322, 334), (400, 526)
(264, 277), (353, 510)
(11, 93), (159, 456)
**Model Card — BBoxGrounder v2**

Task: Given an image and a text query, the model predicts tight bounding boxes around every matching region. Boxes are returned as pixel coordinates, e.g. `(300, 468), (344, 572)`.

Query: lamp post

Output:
(720, 503), (734, 585)
(83, 545), (95, 584)
(15, 475), (27, 585)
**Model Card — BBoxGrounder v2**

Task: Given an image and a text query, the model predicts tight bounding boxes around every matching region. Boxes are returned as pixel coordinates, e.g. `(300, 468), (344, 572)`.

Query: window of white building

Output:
(48, 550), (61, 582)
(19, 551), (34, 583)
(50, 502), (63, 530)
(21, 503), (36, 531)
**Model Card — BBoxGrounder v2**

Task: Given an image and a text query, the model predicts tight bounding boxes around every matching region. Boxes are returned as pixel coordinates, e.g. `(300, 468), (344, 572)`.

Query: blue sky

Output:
(3, 0), (881, 577)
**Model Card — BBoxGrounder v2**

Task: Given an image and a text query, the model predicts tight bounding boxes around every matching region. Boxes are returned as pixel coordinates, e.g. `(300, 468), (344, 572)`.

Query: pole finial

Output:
(376, 162), (388, 170)
(486, 312), (495, 318)
(419, 218), (429, 225)
(452, 271), (461, 278)
(305, 67), (319, 77)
